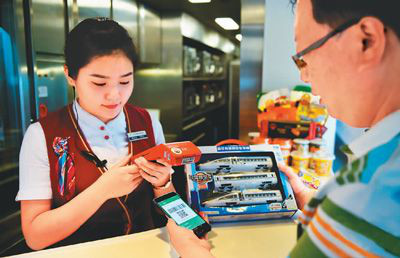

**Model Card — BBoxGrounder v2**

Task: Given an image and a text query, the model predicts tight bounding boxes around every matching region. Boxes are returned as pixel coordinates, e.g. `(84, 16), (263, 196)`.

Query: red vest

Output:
(39, 104), (165, 247)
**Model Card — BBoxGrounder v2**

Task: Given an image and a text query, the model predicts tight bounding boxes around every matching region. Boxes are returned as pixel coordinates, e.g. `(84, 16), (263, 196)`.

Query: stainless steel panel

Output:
(35, 54), (71, 114)
(112, 0), (138, 48)
(14, 0), (35, 129)
(239, 0), (265, 141)
(0, 29), (21, 148)
(66, 0), (77, 32)
(181, 13), (236, 54)
(132, 14), (182, 142)
(0, 0), (28, 253)
(0, 11), (23, 174)
(228, 59), (240, 139)
(31, 0), (65, 54)
(138, 4), (161, 64)
(77, 0), (111, 22)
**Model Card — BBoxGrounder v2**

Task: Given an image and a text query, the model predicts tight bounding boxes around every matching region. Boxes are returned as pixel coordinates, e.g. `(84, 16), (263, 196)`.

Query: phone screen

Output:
(157, 194), (206, 230)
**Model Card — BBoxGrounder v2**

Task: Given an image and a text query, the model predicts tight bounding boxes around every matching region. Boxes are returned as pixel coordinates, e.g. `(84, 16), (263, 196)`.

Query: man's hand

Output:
(278, 163), (315, 209)
(166, 219), (214, 258)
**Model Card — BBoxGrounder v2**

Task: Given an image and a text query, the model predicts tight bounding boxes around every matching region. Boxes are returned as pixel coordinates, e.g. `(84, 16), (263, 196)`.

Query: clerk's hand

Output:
(96, 154), (143, 199)
(134, 157), (174, 188)
(166, 219), (213, 258)
(278, 163), (315, 210)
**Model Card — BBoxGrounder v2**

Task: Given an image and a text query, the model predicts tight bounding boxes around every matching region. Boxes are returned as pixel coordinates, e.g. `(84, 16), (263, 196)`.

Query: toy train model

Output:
(202, 189), (283, 207)
(197, 156), (273, 174)
(213, 172), (278, 192)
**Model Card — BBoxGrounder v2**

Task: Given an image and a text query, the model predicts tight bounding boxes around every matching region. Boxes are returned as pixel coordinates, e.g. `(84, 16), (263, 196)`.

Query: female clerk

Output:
(16, 18), (174, 250)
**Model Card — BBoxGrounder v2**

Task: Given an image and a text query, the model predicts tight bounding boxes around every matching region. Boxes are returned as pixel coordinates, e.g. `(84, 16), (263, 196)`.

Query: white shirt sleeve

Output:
(149, 113), (166, 145)
(16, 122), (52, 201)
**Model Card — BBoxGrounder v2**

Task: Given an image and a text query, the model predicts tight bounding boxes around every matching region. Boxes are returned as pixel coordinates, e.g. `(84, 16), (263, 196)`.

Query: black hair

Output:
(289, 0), (400, 39)
(64, 17), (138, 79)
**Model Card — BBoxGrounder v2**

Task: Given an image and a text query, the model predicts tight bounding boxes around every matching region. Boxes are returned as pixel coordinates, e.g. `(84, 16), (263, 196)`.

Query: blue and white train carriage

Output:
(203, 189), (283, 207)
(213, 172), (277, 192)
(197, 156), (273, 173)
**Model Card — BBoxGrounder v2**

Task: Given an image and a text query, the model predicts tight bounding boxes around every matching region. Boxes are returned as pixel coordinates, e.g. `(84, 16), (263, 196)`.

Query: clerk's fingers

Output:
(126, 175), (143, 193)
(139, 169), (158, 185)
(129, 169), (142, 180)
(119, 164), (140, 175)
(155, 159), (172, 168)
(111, 154), (133, 169)
(135, 157), (164, 177)
(156, 159), (175, 173)
(131, 174), (143, 185)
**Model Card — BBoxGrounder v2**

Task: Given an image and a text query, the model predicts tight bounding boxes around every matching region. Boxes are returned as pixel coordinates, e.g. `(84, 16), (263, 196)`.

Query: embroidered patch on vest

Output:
(53, 137), (76, 201)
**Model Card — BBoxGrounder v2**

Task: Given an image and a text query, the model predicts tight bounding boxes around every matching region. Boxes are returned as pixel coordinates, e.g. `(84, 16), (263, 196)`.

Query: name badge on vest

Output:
(127, 130), (148, 142)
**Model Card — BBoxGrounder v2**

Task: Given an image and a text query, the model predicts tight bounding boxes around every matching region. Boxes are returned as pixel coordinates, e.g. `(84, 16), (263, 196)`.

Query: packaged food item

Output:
(308, 103), (329, 123)
(293, 138), (309, 153)
(257, 90), (281, 112)
(257, 89), (328, 141)
(296, 94), (311, 121)
(291, 151), (310, 170)
(248, 132), (261, 141)
(281, 150), (291, 166)
(309, 138), (326, 153)
(266, 138), (292, 165)
(310, 152), (334, 176)
(271, 138), (292, 152)
(308, 155), (317, 170)
(298, 169), (320, 189)
(248, 132), (266, 145)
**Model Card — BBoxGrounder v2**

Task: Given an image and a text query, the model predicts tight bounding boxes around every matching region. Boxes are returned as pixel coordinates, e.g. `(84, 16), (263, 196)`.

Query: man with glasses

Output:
(166, 0), (400, 257)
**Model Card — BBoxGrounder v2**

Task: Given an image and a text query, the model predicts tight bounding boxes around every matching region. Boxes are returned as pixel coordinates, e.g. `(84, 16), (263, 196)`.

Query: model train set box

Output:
(185, 144), (298, 223)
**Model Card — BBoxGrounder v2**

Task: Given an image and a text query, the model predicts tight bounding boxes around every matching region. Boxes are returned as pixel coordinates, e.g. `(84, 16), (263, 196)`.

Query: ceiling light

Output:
(215, 17), (239, 30)
(188, 0), (211, 3)
(236, 34), (242, 41)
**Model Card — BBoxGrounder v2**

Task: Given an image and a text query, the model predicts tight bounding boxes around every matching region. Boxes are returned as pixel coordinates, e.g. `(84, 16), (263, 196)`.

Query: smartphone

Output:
(154, 192), (211, 238)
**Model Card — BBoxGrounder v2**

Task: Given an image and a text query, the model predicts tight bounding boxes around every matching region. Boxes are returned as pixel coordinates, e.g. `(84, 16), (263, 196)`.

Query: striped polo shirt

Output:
(290, 110), (400, 257)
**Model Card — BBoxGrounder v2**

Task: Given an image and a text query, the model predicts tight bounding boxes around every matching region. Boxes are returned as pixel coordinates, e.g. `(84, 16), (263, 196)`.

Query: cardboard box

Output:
(185, 144), (298, 223)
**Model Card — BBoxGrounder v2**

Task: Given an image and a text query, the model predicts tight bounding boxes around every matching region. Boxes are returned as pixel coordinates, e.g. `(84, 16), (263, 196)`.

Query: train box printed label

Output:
(185, 144), (298, 223)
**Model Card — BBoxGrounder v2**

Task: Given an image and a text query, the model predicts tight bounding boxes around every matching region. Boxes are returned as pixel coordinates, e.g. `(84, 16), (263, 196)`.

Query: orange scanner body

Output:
(132, 141), (202, 166)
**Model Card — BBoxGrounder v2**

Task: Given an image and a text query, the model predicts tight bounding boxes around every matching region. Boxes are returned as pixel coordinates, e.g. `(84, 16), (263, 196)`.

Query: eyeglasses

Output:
(292, 18), (361, 69)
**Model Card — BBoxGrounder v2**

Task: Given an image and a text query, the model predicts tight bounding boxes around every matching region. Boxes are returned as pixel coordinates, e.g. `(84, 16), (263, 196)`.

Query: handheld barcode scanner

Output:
(131, 141), (202, 166)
